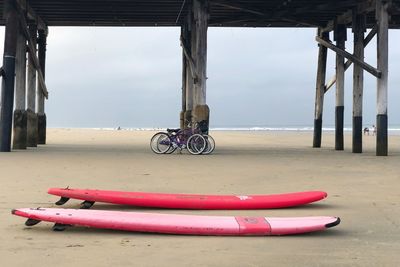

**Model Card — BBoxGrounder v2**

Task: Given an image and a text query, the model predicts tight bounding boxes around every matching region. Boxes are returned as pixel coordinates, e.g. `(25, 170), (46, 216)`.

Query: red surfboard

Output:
(12, 208), (340, 236)
(48, 188), (328, 209)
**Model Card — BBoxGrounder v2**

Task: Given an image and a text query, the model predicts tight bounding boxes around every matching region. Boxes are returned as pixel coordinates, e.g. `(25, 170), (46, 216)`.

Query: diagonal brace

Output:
(180, 36), (199, 81)
(325, 25), (378, 93)
(316, 36), (381, 79)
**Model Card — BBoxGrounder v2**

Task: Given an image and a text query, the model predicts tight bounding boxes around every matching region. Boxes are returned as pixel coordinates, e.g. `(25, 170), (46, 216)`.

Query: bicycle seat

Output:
(167, 128), (180, 133)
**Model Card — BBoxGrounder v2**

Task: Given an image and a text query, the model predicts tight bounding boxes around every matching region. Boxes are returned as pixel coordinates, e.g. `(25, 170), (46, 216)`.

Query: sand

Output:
(1, 129), (399, 266)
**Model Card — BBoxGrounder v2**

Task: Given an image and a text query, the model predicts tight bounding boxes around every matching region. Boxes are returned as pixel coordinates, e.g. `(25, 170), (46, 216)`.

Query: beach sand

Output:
(1, 129), (399, 266)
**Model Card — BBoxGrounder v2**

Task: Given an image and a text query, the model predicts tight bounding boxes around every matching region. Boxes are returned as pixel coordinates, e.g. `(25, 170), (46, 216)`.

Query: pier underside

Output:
(0, 0), (399, 155)
(0, 0), (399, 28)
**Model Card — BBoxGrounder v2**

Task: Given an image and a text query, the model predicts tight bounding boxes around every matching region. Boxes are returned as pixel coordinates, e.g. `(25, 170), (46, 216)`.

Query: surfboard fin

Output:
(52, 223), (71, 231)
(55, 197), (70, 206)
(80, 201), (95, 209)
(25, 218), (41, 226)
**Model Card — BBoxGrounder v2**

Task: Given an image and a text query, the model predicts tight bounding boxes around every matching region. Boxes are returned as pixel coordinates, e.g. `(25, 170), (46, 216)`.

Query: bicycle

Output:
(150, 128), (206, 155)
(150, 121), (215, 155)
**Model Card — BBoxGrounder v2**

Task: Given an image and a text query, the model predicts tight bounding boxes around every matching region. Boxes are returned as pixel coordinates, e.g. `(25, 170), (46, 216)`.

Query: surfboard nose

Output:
(266, 216), (340, 235)
(325, 217), (341, 228)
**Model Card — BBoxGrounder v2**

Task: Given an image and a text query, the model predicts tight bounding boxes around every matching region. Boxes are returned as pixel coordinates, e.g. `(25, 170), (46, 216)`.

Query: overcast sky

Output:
(1, 27), (400, 128)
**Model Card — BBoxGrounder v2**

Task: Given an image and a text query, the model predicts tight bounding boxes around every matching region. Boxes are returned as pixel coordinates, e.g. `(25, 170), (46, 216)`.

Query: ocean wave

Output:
(59, 126), (400, 133)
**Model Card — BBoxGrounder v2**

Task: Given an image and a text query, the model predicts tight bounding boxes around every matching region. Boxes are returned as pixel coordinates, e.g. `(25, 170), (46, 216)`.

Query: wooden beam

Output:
(211, 0), (265, 16)
(210, 15), (321, 28)
(321, 10), (353, 33)
(364, 24), (378, 46)
(18, 11), (49, 98)
(376, 0), (389, 156)
(315, 36), (381, 78)
(180, 36), (198, 80)
(325, 24), (378, 93)
(322, 0), (376, 33)
(209, 2), (322, 28)
(280, 17), (320, 28)
(16, 0), (47, 32)
(293, 2), (357, 15)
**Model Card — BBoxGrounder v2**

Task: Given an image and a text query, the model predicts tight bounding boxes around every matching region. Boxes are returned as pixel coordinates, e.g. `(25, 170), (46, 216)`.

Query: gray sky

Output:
(1, 27), (400, 128)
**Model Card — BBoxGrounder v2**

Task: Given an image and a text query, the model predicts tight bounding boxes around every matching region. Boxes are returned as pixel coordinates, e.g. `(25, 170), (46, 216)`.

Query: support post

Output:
(313, 29), (328, 148)
(352, 12), (366, 153)
(13, 16), (27, 149)
(26, 23), (38, 147)
(37, 29), (47, 144)
(184, 5), (194, 128)
(0, 0), (19, 152)
(334, 24), (347, 151)
(376, 0), (389, 156)
(180, 25), (187, 129)
(191, 0), (209, 133)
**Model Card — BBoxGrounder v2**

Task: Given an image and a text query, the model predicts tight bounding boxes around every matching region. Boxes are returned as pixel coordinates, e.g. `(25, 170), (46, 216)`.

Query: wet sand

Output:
(1, 129), (399, 266)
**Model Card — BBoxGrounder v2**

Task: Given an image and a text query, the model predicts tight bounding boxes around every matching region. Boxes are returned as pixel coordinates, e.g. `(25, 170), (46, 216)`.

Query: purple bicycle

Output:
(150, 121), (215, 155)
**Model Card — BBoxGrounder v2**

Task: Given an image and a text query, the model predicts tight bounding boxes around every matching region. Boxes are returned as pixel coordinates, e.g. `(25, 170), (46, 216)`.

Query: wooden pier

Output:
(0, 0), (398, 156)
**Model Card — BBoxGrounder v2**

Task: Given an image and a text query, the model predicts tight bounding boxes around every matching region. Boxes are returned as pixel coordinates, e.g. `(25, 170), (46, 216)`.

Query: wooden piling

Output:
(184, 6), (194, 128)
(191, 0), (209, 132)
(180, 44), (187, 127)
(376, 0), (389, 156)
(352, 12), (366, 153)
(37, 29), (47, 145)
(26, 23), (38, 147)
(0, 0), (19, 152)
(334, 24), (346, 151)
(313, 30), (328, 148)
(180, 25), (188, 129)
(13, 20), (27, 150)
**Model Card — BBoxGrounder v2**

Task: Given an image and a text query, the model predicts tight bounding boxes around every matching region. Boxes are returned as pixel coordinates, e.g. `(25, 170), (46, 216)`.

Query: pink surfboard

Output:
(48, 188), (328, 210)
(12, 208), (340, 236)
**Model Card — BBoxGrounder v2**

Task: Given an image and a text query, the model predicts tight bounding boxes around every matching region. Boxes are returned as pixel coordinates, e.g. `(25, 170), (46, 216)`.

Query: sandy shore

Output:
(1, 129), (399, 266)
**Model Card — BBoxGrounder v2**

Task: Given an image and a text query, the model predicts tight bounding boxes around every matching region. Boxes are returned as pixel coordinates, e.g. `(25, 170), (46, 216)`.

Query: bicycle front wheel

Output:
(187, 134), (206, 155)
(150, 132), (172, 154)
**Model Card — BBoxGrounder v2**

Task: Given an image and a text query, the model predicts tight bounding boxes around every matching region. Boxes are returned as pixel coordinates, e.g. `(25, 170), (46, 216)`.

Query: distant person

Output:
(363, 127), (370, 135)
(372, 125), (377, 136)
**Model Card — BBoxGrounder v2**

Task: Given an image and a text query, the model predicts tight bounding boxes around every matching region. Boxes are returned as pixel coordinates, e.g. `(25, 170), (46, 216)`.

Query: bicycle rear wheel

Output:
(202, 135), (215, 155)
(150, 132), (171, 154)
(187, 134), (206, 155)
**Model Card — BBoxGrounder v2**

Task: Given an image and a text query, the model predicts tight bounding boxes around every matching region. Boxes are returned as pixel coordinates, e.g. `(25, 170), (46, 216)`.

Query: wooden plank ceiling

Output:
(0, 0), (399, 28)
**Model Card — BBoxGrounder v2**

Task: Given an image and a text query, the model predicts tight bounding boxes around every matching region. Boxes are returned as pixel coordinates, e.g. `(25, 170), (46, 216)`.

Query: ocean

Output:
(74, 125), (400, 135)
